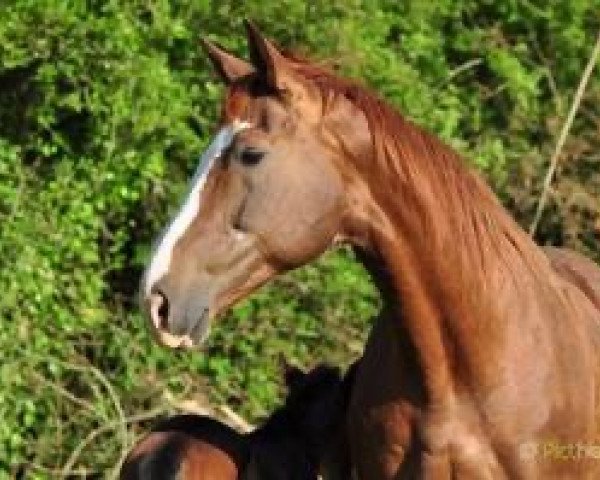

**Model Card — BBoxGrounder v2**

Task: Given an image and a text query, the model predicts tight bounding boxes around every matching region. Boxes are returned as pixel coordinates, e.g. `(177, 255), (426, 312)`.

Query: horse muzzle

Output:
(145, 290), (211, 349)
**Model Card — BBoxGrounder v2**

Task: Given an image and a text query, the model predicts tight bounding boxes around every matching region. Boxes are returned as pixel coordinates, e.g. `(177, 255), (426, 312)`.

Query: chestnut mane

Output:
(280, 54), (549, 288)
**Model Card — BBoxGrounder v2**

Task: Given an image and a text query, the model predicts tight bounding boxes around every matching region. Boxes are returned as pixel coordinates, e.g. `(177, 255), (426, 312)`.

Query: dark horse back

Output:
(120, 415), (247, 480)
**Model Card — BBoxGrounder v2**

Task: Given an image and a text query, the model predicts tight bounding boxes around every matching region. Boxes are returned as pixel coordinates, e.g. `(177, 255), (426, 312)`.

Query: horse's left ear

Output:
(243, 20), (306, 98)
(200, 38), (254, 84)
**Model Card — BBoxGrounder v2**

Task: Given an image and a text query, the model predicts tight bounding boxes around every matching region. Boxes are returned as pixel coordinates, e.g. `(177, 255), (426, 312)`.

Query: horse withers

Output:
(141, 21), (600, 479)
(120, 363), (355, 479)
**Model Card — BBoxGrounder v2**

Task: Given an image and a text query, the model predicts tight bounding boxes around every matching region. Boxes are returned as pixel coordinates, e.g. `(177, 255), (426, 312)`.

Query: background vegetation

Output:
(1, 1), (599, 478)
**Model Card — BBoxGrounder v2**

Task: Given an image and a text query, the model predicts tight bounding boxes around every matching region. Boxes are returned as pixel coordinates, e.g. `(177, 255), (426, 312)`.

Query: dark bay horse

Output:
(141, 22), (600, 479)
(120, 364), (353, 479)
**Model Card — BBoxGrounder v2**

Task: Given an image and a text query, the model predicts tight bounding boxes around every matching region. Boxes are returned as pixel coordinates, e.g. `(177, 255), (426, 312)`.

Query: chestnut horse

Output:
(141, 22), (600, 479)
(120, 364), (353, 479)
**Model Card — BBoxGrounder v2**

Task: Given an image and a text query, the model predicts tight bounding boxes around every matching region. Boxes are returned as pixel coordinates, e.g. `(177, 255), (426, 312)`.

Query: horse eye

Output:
(239, 148), (265, 166)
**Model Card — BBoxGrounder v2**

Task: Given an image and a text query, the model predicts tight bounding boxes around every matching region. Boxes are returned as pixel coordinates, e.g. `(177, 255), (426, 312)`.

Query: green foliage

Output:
(0, 1), (598, 477)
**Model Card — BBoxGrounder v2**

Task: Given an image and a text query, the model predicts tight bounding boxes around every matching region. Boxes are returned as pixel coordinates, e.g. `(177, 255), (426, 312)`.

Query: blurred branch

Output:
(22, 352), (134, 479)
(219, 404), (254, 433)
(446, 58), (483, 82)
(87, 366), (129, 480)
(32, 372), (96, 414)
(529, 30), (563, 112)
(529, 30), (600, 236)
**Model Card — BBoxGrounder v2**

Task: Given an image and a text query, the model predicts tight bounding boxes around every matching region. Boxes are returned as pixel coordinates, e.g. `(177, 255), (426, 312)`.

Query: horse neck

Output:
(347, 118), (558, 403)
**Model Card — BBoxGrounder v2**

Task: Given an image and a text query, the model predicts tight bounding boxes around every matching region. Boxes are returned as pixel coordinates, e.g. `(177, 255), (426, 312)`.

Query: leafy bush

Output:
(0, 1), (598, 477)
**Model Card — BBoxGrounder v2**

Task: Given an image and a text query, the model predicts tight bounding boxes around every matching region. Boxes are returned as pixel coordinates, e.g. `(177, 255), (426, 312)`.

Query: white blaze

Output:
(144, 120), (251, 295)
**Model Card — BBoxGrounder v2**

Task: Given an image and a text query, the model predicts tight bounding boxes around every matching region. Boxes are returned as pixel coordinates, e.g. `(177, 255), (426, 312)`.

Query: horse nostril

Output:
(149, 291), (170, 331)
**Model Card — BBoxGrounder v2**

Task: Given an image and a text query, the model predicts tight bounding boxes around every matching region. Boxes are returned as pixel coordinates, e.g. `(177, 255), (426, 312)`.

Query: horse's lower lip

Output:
(155, 329), (195, 349)
(151, 309), (210, 350)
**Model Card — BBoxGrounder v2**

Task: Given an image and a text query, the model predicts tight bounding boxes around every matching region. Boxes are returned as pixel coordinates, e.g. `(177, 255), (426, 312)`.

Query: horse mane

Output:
(261, 52), (561, 316)
(284, 54), (551, 282)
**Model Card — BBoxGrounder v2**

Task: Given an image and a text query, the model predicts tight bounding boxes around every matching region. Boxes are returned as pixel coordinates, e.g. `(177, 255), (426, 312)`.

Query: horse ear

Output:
(200, 38), (254, 84)
(281, 360), (306, 390)
(243, 19), (298, 94)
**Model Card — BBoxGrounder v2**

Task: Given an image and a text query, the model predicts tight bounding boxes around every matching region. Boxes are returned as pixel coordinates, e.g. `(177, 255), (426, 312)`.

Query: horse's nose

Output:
(148, 290), (170, 332)
(145, 289), (196, 349)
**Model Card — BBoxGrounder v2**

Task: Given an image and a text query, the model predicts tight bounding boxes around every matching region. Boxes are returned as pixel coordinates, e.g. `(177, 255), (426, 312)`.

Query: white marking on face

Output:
(144, 120), (251, 296)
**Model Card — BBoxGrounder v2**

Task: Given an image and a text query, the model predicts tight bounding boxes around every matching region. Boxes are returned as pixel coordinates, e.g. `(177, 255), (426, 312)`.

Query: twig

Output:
(87, 366), (128, 480)
(446, 58), (483, 82)
(529, 30), (563, 112)
(32, 372), (96, 415)
(31, 463), (89, 477)
(219, 404), (254, 433)
(169, 397), (213, 416)
(529, 30), (600, 236)
(29, 354), (129, 479)
(60, 408), (167, 479)
(483, 82), (508, 100)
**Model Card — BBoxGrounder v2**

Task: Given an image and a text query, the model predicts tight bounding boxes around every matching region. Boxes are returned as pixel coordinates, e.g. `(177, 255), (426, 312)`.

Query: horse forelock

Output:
(222, 82), (251, 122)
